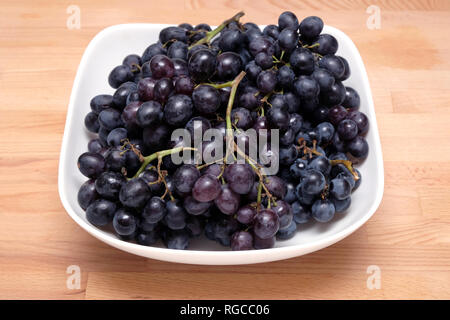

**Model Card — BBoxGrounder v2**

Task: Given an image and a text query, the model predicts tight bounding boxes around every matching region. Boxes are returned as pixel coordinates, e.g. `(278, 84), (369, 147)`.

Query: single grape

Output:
(184, 196), (212, 215)
(174, 75), (195, 95)
(256, 70), (277, 93)
(167, 41), (188, 60)
(108, 65), (133, 89)
(163, 229), (189, 250)
(289, 47), (315, 75)
(113, 208), (137, 236)
(77, 152), (105, 178)
(343, 87), (361, 110)
(214, 184), (240, 215)
(150, 54), (175, 79)
(192, 85), (221, 115)
(77, 179), (99, 211)
(254, 209), (280, 239)
(119, 178), (151, 208)
(311, 199), (335, 222)
(164, 94), (193, 126)
(223, 164), (255, 195)
(141, 43), (167, 63)
(311, 34), (338, 56)
(192, 174), (222, 202)
(331, 196), (351, 213)
(86, 199), (116, 227)
(236, 204), (257, 225)
(90, 94), (114, 114)
(346, 136), (369, 159)
(95, 171), (126, 200)
(137, 77), (156, 101)
(299, 16), (323, 39)
(277, 28), (298, 52)
(84, 112), (100, 133)
(136, 101), (163, 128)
(278, 11), (299, 30)
(301, 169), (326, 195)
(253, 234), (275, 249)
(347, 110), (369, 135)
(98, 108), (123, 130)
(173, 164), (200, 194)
(188, 49), (217, 82)
(231, 231), (254, 250)
(142, 196), (167, 223)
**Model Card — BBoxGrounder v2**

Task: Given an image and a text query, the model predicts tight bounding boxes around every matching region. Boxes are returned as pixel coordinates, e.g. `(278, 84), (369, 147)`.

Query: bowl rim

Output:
(58, 23), (384, 265)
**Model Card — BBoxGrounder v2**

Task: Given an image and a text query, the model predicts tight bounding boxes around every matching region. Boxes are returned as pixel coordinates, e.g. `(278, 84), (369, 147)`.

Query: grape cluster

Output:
(77, 11), (369, 251)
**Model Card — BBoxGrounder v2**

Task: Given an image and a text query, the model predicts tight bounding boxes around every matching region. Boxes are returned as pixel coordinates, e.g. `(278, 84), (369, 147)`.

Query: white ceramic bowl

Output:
(58, 23), (384, 265)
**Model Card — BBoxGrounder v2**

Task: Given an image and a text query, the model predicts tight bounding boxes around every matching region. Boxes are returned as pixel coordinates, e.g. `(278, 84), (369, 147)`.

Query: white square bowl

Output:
(58, 23), (384, 265)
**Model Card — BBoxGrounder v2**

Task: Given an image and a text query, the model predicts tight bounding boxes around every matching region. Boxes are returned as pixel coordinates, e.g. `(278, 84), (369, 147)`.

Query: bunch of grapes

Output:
(77, 11), (369, 250)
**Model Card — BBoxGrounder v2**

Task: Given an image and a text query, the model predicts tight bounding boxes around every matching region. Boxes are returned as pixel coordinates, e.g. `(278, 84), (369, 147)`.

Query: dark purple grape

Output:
(278, 28), (298, 51)
(289, 47), (314, 75)
(113, 208), (137, 236)
(214, 184), (240, 215)
(143, 123), (170, 149)
(263, 24), (280, 40)
(343, 87), (361, 110)
(108, 65), (133, 89)
(122, 54), (141, 69)
(98, 108), (123, 130)
(173, 164), (200, 194)
(84, 112), (100, 133)
(330, 177), (352, 200)
(265, 175), (287, 199)
(77, 152), (105, 178)
(231, 107), (253, 130)
(137, 230), (160, 246)
(142, 196), (167, 223)
(278, 11), (299, 30)
(272, 200), (293, 229)
(346, 136), (369, 159)
(121, 101), (141, 133)
(219, 29), (245, 52)
(293, 77), (320, 100)
(164, 200), (187, 230)
(136, 101), (163, 128)
(160, 26), (188, 44)
(137, 77), (156, 101)
(167, 41), (188, 60)
(87, 138), (104, 154)
(255, 52), (273, 69)
(311, 34), (338, 56)
(141, 43), (166, 63)
(192, 174), (221, 202)
(223, 164), (255, 195)
(113, 82), (137, 110)
(312, 199), (335, 222)
(254, 209), (280, 239)
(332, 196), (351, 213)
(277, 65), (295, 90)
(172, 58), (189, 77)
(86, 199), (116, 227)
(106, 128), (127, 147)
(149, 54), (175, 79)
(178, 23), (193, 31)
(77, 179), (99, 210)
(104, 147), (126, 172)
(184, 196), (212, 215)
(192, 85), (221, 115)
(164, 94), (193, 126)
(253, 234), (275, 249)
(90, 94), (113, 114)
(301, 169), (326, 195)
(236, 204), (257, 225)
(318, 54), (345, 79)
(267, 106), (290, 130)
(188, 49), (217, 82)
(347, 110), (369, 135)
(312, 67), (335, 92)
(174, 75), (195, 95)
(249, 37), (275, 57)
(320, 81), (346, 107)
(292, 201), (311, 224)
(338, 56), (351, 81)
(328, 105), (348, 125)
(95, 171), (125, 200)
(231, 231), (253, 250)
(119, 178), (151, 208)
(277, 220), (297, 240)
(316, 122), (335, 144)
(257, 70), (277, 93)
(245, 60), (262, 81)
(299, 16), (323, 39)
(337, 119), (358, 140)
(185, 215), (204, 237)
(153, 78), (174, 103)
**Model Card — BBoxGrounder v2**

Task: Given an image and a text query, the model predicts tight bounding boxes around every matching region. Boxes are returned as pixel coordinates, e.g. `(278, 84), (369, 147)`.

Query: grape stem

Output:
(330, 159), (360, 180)
(188, 11), (245, 49)
(132, 147), (196, 179)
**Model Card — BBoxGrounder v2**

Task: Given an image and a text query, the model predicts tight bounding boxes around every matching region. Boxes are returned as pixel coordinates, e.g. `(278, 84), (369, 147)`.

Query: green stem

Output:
(188, 11), (245, 49)
(132, 147), (196, 179)
(199, 80), (234, 89)
(256, 179), (263, 210)
(330, 159), (360, 180)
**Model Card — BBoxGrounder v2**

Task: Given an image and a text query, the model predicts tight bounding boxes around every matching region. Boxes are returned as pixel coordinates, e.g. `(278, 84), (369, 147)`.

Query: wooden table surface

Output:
(1, 0), (449, 300)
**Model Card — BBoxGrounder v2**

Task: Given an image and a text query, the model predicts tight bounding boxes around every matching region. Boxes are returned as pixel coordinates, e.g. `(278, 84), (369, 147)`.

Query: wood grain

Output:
(1, 0), (450, 300)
